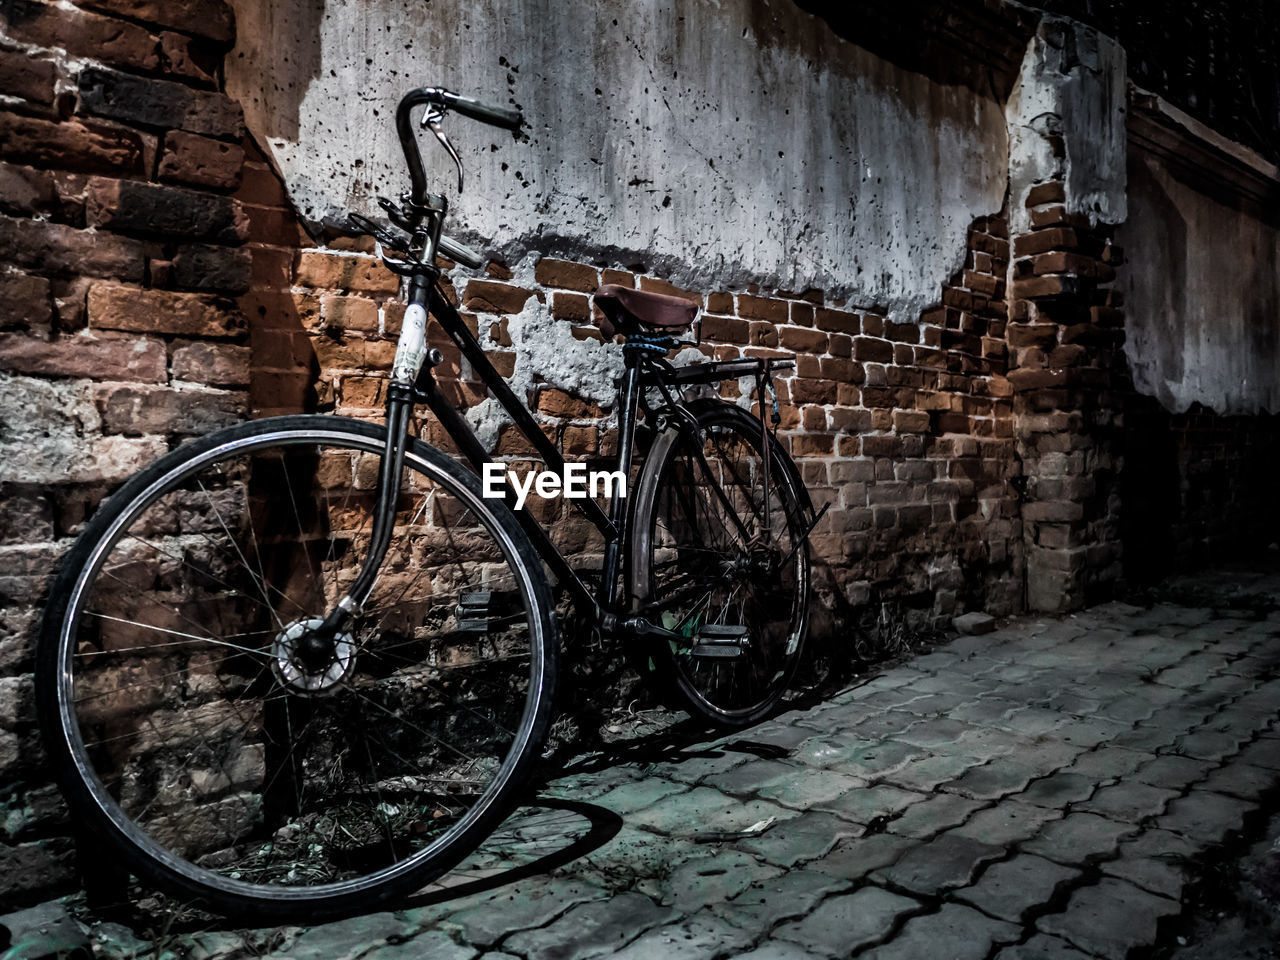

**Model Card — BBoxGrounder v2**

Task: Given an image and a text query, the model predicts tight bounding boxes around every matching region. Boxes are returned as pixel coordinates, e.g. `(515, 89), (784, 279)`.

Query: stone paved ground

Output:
(54, 568), (1280, 958)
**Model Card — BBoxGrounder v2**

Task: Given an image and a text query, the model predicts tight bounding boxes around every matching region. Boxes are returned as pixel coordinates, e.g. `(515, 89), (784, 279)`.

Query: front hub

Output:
(271, 618), (357, 694)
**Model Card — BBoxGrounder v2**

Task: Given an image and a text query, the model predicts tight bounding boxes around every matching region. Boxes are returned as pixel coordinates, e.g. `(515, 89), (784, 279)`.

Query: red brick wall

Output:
(257, 210), (1026, 649)
(0, 0), (249, 904)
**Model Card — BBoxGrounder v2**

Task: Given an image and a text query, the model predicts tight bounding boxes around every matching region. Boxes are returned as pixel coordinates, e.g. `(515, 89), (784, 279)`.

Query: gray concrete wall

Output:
(1120, 149), (1280, 415)
(225, 0), (1008, 319)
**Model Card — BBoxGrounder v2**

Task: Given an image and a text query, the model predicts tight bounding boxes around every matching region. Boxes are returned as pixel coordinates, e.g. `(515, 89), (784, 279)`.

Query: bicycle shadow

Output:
(397, 795), (623, 911)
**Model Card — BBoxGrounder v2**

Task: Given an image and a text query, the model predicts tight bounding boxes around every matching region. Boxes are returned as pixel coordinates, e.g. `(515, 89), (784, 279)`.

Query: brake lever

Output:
(423, 106), (464, 194)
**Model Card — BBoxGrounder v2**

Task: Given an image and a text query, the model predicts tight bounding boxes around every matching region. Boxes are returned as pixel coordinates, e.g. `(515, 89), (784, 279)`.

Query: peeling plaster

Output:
(1120, 152), (1280, 415)
(467, 255), (627, 450)
(1005, 16), (1127, 235)
(226, 0), (1007, 320)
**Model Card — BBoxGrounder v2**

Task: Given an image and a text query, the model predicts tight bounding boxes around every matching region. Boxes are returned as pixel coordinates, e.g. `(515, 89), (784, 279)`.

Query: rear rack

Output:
(662, 356), (795, 386)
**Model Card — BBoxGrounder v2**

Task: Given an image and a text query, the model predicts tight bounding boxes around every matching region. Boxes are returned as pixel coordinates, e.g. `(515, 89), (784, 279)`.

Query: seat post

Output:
(600, 346), (648, 611)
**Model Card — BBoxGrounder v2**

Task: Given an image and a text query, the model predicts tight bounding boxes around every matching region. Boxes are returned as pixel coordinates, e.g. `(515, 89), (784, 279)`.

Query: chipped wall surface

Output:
(225, 0), (1007, 318)
(1004, 16), (1126, 235)
(1120, 151), (1280, 415)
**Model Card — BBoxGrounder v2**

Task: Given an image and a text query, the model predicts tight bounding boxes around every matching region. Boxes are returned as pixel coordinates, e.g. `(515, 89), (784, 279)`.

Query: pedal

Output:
(454, 591), (491, 633)
(690, 624), (749, 659)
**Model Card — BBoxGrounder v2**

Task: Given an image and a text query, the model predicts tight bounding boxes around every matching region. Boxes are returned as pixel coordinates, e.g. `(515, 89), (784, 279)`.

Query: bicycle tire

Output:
(36, 415), (558, 920)
(628, 399), (812, 727)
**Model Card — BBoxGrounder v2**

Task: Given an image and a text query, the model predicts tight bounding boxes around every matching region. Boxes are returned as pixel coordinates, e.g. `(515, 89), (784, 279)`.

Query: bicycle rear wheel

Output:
(37, 415), (557, 919)
(628, 400), (811, 727)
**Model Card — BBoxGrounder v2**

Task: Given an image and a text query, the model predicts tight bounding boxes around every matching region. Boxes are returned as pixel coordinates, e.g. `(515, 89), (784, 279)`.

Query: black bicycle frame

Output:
(414, 280), (640, 624)
(407, 280), (790, 630)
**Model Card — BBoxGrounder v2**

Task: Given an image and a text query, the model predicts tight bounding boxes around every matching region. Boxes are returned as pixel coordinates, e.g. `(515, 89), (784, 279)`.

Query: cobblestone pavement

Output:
(96, 573), (1280, 958)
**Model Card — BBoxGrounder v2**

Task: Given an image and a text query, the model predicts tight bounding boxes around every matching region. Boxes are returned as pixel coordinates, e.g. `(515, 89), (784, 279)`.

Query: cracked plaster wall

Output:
(1119, 152), (1280, 415)
(226, 0), (1008, 322)
(1004, 16), (1127, 236)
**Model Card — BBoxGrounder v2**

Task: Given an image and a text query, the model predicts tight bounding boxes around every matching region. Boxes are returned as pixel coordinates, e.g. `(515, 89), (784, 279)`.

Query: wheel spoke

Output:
(46, 424), (553, 908)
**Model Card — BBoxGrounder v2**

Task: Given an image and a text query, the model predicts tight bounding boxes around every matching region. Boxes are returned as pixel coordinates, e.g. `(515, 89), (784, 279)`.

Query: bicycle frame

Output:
(322, 86), (801, 648)
(412, 279), (789, 632)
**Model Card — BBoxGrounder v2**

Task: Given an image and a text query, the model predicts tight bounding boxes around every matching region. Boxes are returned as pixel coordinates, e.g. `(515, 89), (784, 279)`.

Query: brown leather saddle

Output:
(594, 284), (698, 338)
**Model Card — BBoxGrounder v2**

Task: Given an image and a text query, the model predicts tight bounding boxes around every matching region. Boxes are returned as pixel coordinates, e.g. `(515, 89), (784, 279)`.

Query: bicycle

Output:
(36, 86), (821, 919)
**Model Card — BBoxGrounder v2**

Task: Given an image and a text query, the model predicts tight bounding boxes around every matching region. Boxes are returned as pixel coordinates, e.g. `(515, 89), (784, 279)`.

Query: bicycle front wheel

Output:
(629, 399), (812, 727)
(37, 415), (557, 919)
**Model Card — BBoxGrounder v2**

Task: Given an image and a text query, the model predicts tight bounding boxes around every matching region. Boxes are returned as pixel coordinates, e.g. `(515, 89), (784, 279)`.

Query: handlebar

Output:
(395, 86), (523, 212)
(439, 90), (523, 130)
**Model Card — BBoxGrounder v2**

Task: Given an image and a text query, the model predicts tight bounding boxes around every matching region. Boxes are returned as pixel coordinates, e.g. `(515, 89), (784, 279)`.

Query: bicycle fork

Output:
(305, 277), (434, 660)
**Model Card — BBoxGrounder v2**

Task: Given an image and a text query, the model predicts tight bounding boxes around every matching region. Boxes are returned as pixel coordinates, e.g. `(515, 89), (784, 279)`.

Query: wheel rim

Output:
(646, 412), (809, 720)
(53, 426), (547, 903)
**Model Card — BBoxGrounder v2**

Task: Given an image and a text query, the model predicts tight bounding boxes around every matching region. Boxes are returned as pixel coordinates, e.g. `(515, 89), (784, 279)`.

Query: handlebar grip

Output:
(442, 91), (523, 130)
(438, 234), (484, 269)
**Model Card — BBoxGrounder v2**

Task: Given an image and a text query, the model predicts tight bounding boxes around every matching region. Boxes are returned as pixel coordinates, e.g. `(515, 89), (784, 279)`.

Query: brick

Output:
(885, 321), (920, 343)
(1010, 276), (1079, 299)
(1028, 252), (1114, 281)
(73, 0), (234, 44)
(1007, 323), (1059, 349)
(170, 243), (252, 293)
(0, 47), (56, 105)
(294, 251), (399, 294)
(0, 330), (166, 381)
(537, 388), (602, 419)
(88, 281), (245, 337)
(814, 307), (859, 334)
(0, 273), (54, 331)
(320, 295), (378, 333)
(159, 31), (218, 83)
(820, 356), (856, 381)
(600, 268), (634, 287)
(4, 0), (161, 71)
(78, 65), (244, 139)
(170, 341), (249, 386)
(779, 326), (828, 353)
(1007, 368), (1069, 390)
(0, 113), (146, 175)
(487, 351), (515, 377)
(893, 410), (930, 434)
(748, 321), (779, 347)
(639, 276), (700, 303)
(242, 203), (306, 245)
(551, 292), (591, 322)
(739, 294), (789, 323)
(86, 177), (247, 243)
(0, 213), (146, 280)
(791, 301), (814, 326)
(854, 336), (893, 363)
(94, 383), (243, 435)
(699, 291), (730, 313)
(158, 130), (243, 189)
(0, 163), (61, 219)
(700, 314), (749, 344)
(1030, 205), (1089, 230)
(535, 257), (598, 292)
(463, 279), (536, 314)
(1025, 181), (1066, 207)
(234, 164), (289, 208)
(1013, 228), (1079, 257)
